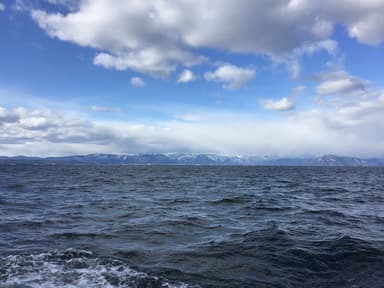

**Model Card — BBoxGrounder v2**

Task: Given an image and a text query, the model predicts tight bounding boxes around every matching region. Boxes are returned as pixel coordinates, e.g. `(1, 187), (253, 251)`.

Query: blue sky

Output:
(0, 0), (384, 156)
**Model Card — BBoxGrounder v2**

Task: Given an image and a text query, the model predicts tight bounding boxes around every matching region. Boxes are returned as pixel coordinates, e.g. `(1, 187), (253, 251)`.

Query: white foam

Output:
(0, 249), (191, 288)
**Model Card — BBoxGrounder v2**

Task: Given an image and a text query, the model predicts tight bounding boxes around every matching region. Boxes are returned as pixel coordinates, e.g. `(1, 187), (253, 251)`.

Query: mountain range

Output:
(1, 153), (384, 166)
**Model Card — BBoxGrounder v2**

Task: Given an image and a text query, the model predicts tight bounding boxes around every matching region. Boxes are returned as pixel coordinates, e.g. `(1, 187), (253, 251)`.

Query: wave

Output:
(0, 249), (193, 288)
(168, 227), (384, 287)
(211, 197), (249, 205)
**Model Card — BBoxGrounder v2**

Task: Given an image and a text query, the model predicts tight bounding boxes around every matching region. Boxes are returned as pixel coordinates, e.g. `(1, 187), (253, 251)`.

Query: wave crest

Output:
(0, 249), (191, 288)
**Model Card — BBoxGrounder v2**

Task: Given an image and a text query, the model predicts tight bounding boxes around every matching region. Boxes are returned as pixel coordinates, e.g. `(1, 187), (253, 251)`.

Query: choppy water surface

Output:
(0, 165), (384, 288)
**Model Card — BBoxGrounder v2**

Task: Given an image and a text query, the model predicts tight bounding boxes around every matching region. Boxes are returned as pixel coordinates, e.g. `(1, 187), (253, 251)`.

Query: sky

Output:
(0, 0), (384, 157)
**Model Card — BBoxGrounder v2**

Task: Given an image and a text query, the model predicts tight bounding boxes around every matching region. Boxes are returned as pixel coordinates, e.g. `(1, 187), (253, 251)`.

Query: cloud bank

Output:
(2, 88), (384, 158)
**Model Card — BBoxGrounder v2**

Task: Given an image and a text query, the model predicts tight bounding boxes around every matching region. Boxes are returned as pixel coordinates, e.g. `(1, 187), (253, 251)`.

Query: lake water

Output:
(1, 165), (384, 287)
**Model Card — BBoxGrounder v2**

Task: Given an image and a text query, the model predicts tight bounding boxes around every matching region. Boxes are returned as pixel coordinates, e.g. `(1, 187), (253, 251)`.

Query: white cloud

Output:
(0, 2), (5, 11)
(287, 59), (301, 79)
(260, 86), (303, 111)
(345, 11), (384, 46)
(31, 3), (206, 77)
(45, 0), (78, 8)
(0, 107), (18, 123)
(319, 0), (384, 46)
(2, 92), (384, 157)
(204, 64), (255, 90)
(311, 17), (334, 39)
(262, 98), (295, 111)
(294, 39), (339, 57)
(11, 0), (31, 12)
(317, 78), (364, 95)
(316, 70), (367, 95)
(130, 77), (146, 87)
(294, 85), (307, 93)
(43, 0), (79, 11)
(177, 69), (196, 83)
(91, 106), (120, 113)
(93, 48), (203, 77)
(30, 0), (384, 77)
(286, 40), (338, 78)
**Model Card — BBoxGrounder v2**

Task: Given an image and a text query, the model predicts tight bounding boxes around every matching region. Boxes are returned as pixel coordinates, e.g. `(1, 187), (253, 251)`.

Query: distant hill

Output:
(1, 153), (384, 166)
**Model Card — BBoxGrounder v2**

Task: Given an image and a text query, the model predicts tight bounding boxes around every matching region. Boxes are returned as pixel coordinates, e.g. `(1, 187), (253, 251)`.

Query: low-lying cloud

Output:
(2, 91), (384, 157)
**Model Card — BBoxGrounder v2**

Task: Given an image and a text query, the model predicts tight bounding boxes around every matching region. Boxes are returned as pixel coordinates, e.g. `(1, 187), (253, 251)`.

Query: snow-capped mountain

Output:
(1, 153), (384, 166)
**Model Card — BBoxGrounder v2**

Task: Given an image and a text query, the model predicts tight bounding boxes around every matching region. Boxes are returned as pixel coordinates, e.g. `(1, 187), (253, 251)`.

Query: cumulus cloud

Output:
(0, 107), (18, 123)
(0, 107), (84, 132)
(262, 98), (295, 111)
(130, 77), (146, 87)
(0, 106), (140, 153)
(204, 64), (255, 90)
(310, 0), (384, 46)
(93, 48), (203, 77)
(0, 105), (200, 156)
(0, 2), (5, 11)
(31, 2), (206, 77)
(317, 78), (364, 95)
(315, 70), (367, 96)
(30, 0), (384, 78)
(260, 86), (303, 111)
(177, 69), (196, 83)
(346, 11), (384, 46)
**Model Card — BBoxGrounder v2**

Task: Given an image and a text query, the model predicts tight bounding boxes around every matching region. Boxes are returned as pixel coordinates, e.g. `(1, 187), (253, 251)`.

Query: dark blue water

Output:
(0, 165), (384, 288)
